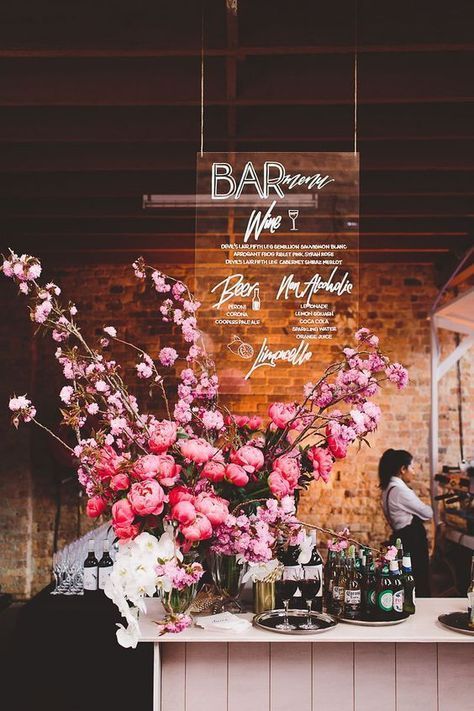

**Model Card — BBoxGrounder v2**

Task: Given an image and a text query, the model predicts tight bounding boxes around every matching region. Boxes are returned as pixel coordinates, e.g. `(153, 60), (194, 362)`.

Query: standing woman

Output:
(379, 449), (433, 597)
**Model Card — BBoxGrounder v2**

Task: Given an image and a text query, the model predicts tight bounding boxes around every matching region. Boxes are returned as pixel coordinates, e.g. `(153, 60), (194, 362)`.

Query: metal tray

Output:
(253, 609), (337, 635)
(337, 613), (410, 626)
(438, 611), (474, 636)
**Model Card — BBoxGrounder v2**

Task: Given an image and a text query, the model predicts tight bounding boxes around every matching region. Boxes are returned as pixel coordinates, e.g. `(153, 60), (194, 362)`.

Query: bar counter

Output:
(139, 598), (474, 711)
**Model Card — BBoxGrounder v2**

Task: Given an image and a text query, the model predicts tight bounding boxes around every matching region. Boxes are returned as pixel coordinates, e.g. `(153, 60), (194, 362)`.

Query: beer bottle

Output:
(332, 551), (346, 617)
(401, 553), (416, 615)
(344, 546), (362, 620)
(375, 562), (393, 620)
(324, 550), (335, 612)
(396, 538), (404, 571)
(389, 559), (404, 618)
(362, 550), (376, 619)
(467, 553), (474, 624)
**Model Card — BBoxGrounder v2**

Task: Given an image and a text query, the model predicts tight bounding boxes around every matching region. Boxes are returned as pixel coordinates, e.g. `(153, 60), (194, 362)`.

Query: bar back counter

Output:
(139, 598), (474, 711)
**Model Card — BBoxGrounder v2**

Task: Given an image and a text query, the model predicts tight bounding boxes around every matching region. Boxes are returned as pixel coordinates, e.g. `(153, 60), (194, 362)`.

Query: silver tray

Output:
(438, 612), (474, 636)
(253, 609), (337, 635)
(336, 613), (410, 626)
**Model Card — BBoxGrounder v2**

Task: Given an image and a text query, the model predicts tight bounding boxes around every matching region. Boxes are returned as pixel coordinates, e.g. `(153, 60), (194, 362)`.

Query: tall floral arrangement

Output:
(2, 250), (408, 645)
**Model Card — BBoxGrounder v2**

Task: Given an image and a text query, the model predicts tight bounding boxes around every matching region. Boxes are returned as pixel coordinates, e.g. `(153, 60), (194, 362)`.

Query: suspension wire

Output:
(354, 0), (358, 155)
(200, 6), (205, 157)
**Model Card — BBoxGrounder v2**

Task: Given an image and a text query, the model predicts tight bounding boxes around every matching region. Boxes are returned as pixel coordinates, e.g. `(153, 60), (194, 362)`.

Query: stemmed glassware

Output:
(299, 569), (321, 630)
(275, 569), (301, 631)
(50, 523), (115, 595)
(288, 209), (299, 231)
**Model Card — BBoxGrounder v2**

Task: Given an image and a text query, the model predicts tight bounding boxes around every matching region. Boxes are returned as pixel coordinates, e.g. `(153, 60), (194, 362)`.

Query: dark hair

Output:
(378, 449), (413, 490)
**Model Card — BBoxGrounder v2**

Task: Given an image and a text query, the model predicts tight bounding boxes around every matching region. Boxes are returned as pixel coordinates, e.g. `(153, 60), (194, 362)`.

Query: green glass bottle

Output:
(396, 538), (404, 571)
(401, 553), (416, 615)
(344, 546), (362, 620)
(389, 559), (404, 618)
(363, 551), (376, 619)
(375, 563), (393, 620)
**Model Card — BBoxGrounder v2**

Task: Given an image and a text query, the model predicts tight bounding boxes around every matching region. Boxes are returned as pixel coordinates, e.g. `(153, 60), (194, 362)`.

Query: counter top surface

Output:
(138, 597), (473, 643)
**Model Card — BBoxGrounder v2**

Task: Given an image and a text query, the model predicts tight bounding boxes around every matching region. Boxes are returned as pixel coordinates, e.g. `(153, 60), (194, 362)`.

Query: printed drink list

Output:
(195, 152), (359, 396)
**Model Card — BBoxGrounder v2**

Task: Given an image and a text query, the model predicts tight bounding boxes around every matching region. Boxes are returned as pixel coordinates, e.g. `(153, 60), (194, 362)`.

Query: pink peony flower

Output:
(268, 472), (292, 499)
(133, 454), (162, 480)
(200, 456), (226, 483)
(179, 437), (214, 464)
(201, 409), (225, 431)
(148, 420), (177, 453)
(273, 454), (301, 487)
(247, 415), (263, 430)
(128, 479), (165, 516)
(180, 513), (213, 541)
(231, 445), (265, 474)
(155, 453), (181, 487)
(326, 422), (349, 459)
(94, 446), (122, 481)
(168, 486), (194, 507)
(86, 495), (107, 518)
(110, 472), (130, 492)
(172, 500), (197, 526)
(112, 499), (139, 541)
(225, 463), (249, 487)
(194, 493), (229, 527)
(268, 402), (299, 430)
(307, 446), (333, 483)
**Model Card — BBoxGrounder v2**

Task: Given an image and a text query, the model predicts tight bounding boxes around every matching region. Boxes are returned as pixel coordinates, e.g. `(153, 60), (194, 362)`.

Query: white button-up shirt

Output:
(382, 476), (433, 530)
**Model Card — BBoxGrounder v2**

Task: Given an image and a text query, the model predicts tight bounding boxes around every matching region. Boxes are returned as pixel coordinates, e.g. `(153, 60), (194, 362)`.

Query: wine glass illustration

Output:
(288, 209), (299, 231)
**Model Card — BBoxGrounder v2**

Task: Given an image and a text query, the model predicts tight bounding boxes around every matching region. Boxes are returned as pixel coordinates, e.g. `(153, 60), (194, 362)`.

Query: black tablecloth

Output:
(7, 587), (152, 711)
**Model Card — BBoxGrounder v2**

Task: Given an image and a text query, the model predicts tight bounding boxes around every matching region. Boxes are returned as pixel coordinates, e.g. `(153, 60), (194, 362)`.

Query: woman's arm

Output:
(397, 486), (433, 521)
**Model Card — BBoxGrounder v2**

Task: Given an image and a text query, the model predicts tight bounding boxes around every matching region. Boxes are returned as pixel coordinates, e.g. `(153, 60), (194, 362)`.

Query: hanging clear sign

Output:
(195, 152), (359, 398)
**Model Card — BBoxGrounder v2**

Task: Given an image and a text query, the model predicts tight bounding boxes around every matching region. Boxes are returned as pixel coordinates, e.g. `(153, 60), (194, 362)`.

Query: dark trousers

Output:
(391, 515), (431, 597)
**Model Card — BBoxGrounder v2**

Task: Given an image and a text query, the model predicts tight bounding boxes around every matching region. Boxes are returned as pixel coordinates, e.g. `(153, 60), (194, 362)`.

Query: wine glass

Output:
(288, 209), (299, 231)
(299, 570), (321, 630)
(275, 573), (299, 631)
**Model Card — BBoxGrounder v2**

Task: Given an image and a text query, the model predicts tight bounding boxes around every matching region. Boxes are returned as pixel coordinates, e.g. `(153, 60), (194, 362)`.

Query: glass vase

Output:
(161, 584), (197, 616)
(209, 552), (247, 612)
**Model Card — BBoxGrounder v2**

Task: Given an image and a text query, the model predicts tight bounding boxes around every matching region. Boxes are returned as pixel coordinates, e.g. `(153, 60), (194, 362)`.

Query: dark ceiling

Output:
(0, 0), (473, 268)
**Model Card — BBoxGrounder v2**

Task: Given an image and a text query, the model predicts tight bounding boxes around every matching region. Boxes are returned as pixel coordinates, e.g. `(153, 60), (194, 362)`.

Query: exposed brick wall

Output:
(0, 260), (472, 597)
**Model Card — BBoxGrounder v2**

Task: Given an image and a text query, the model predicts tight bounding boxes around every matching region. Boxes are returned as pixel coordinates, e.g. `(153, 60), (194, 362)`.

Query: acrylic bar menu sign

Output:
(195, 153), (359, 397)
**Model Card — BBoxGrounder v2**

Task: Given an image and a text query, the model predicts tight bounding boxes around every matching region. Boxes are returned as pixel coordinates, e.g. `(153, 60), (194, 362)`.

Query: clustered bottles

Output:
(83, 539), (114, 594)
(325, 539), (416, 621)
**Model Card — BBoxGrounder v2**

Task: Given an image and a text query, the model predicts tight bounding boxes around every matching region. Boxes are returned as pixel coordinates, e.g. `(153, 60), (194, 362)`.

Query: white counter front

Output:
(138, 598), (474, 711)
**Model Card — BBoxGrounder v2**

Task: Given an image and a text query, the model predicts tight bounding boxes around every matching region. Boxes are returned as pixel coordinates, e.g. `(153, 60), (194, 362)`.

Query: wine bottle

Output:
(302, 530), (323, 612)
(344, 546), (362, 620)
(326, 551), (339, 614)
(83, 540), (98, 594)
(401, 554), (416, 615)
(98, 540), (114, 590)
(389, 559), (404, 618)
(252, 287), (261, 311)
(375, 563), (393, 620)
(363, 551), (377, 619)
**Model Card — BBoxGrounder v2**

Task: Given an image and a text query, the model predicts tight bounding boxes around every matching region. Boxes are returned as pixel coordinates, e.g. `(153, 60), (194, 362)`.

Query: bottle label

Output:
(83, 567), (97, 591)
(393, 589), (404, 612)
(377, 590), (393, 612)
(98, 567), (112, 590)
(333, 585), (341, 601)
(368, 589), (376, 607)
(344, 589), (361, 605)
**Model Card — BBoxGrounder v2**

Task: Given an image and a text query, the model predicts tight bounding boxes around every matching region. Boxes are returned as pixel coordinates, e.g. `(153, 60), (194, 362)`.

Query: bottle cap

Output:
(396, 538), (402, 548)
(88, 539), (95, 551)
(389, 559), (399, 571)
(402, 555), (411, 567)
(103, 540), (110, 551)
(310, 530), (317, 545)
